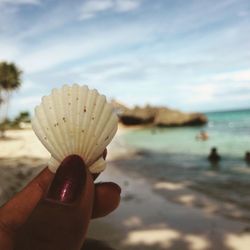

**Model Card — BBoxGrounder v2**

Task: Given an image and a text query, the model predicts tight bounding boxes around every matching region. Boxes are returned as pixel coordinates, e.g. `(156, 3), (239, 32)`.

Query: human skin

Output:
(0, 152), (121, 250)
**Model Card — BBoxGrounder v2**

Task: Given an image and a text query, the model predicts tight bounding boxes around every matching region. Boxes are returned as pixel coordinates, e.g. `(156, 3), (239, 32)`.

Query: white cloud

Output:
(0, 41), (20, 61)
(213, 69), (250, 81)
(116, 0), (142, 12)
(16, 19), (156, 74)
(0, 0), (40, 5)
(80, 0), (142, 19)
(0, 0), (41, 35)
(186, 84), (217, 104)
(80, 0), (113, 19)
(1, 0), (250, 115)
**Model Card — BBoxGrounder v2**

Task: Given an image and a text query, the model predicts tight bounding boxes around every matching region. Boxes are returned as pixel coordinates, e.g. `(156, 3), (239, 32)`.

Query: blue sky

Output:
(0, 0), (250, 117)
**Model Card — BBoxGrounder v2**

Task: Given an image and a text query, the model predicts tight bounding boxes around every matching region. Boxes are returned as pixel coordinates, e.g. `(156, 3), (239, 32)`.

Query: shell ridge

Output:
(79, 88), (96, 163)
(58, 87), (71, 155)
(89, 126), (117, 164)
(84, 92), (105, 159)
(73, 84), (81, 154)
(48, 157), (60, 172)
(34, 105), (58, 157)
(67, 86), (74, 154)
(87, 96), (106, 148)
(36, 104), (62, 161)
(45, 95), (68, 159)
(41, 97), (65, 160)
(86, 114), (117, 163)
(62, 85), (74, 154)
(89, 157), (106, 173)
(70, 85), (78, 153)
(75, 85), (88, 155)
(78, 86), (90, 160)
(81, 89), (99, 161)
(85, 101), (111, 160)
(49, 92), (67, 156)
(92, 101), (110, 140)
(95, 115), (118, 151)
(31, 118), (54, 155)
(95, 106), (114, 141)
(51, 89), (68, 156)
(85, 110), (115, 162)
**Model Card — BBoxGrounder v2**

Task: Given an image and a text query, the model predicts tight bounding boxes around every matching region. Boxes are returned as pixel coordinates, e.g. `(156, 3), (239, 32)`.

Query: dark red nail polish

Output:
(46, 155), (87, 204)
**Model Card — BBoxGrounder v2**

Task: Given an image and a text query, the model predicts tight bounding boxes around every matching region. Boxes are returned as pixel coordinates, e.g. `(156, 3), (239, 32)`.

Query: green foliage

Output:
(13, 111), (31, 125)
(0, 111), (31, 134)
(0, 61), (22, 137)
(0, 118), (11, 137)
(0, 62), (22, 91)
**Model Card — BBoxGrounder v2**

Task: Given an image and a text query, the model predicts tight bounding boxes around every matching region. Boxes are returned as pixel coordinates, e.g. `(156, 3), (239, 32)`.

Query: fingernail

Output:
(96, 182), (122, 194)
(46, 155), (87, 204)
(110, 182), (122, 194)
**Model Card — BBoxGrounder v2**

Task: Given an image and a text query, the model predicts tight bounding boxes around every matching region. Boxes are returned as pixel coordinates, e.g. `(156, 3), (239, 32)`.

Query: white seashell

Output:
(32, 84), (118, 173)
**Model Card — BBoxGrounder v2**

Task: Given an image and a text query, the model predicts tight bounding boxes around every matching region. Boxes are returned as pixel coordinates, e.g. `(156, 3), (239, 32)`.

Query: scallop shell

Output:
(32, 84), (118, 173)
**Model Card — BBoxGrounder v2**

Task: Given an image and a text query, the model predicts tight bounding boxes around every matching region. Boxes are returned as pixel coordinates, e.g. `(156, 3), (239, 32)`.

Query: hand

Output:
(0, 153), (121, 250)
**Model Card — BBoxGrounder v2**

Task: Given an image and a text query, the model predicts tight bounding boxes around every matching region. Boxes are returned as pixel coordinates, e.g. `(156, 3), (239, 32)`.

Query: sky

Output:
(0, 0), (250, 117)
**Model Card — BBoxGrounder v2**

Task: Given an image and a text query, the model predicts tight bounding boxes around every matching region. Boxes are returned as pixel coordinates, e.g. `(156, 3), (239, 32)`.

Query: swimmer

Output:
(245, 151), (250, 164)
(208, 147), (221, 163)
(196, 131), (209, 141)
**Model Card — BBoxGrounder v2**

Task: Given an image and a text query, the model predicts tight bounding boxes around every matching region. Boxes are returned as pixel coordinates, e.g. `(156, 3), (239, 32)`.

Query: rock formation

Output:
(115, 103), (207, 127)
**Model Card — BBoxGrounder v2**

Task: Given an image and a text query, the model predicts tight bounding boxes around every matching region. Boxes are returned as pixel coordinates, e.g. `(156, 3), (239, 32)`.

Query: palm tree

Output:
(0, 61), (22, 137)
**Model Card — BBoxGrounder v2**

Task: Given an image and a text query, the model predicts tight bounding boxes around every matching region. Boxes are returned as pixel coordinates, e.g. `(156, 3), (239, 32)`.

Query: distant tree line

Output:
(0, 61), (22, 137)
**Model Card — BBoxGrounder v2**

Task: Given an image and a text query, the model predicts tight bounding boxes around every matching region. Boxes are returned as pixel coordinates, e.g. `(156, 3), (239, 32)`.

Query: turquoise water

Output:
(122, 109), (250, 170)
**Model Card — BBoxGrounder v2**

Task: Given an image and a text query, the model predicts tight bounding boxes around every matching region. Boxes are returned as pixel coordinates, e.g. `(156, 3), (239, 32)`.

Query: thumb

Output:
(15, 155), (94, 250)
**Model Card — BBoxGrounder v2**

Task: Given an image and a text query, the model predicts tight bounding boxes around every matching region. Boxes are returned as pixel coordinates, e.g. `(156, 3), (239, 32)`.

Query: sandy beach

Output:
(0, 128), (250, 250)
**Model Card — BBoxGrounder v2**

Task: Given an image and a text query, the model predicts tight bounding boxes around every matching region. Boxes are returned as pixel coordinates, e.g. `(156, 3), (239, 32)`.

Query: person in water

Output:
(245, 151), (250, 165)
(196, 131), (209, 141)
(0, 151), (120, 250)
(208, 147), (221, 163)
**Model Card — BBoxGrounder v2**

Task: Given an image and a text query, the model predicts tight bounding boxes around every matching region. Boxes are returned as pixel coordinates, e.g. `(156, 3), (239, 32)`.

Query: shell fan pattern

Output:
(32, 84), (118, 173)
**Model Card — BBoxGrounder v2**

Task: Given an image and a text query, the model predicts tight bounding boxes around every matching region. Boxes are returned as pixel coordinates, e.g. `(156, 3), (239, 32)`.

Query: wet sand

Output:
(88, 164), (250, 250)
(0, 128), (250, 250)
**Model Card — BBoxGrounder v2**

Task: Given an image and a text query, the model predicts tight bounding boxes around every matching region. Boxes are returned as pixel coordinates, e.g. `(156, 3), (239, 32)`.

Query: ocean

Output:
(122, 109), (250, 171)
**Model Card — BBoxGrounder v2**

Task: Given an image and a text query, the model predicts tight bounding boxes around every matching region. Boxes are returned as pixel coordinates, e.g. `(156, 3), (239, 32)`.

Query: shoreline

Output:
(89, 161), (250, 250)
(111, 150), (250, 222)
(110, 126), (250, 222)
(0, 128), (250, 249)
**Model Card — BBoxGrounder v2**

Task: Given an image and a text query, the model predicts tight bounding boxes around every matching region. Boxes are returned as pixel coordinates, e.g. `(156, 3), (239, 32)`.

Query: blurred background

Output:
(0, 0), (250, 249)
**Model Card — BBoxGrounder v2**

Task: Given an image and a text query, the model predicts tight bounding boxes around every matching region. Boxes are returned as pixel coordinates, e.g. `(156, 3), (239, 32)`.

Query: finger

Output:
(0, 167), (54, 231)
(92, 182), (121, 219)
(15, 155), (94, 250)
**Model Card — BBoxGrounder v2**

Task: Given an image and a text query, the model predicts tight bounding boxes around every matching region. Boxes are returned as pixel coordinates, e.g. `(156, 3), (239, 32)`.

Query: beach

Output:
(0, 127), (250, 250)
